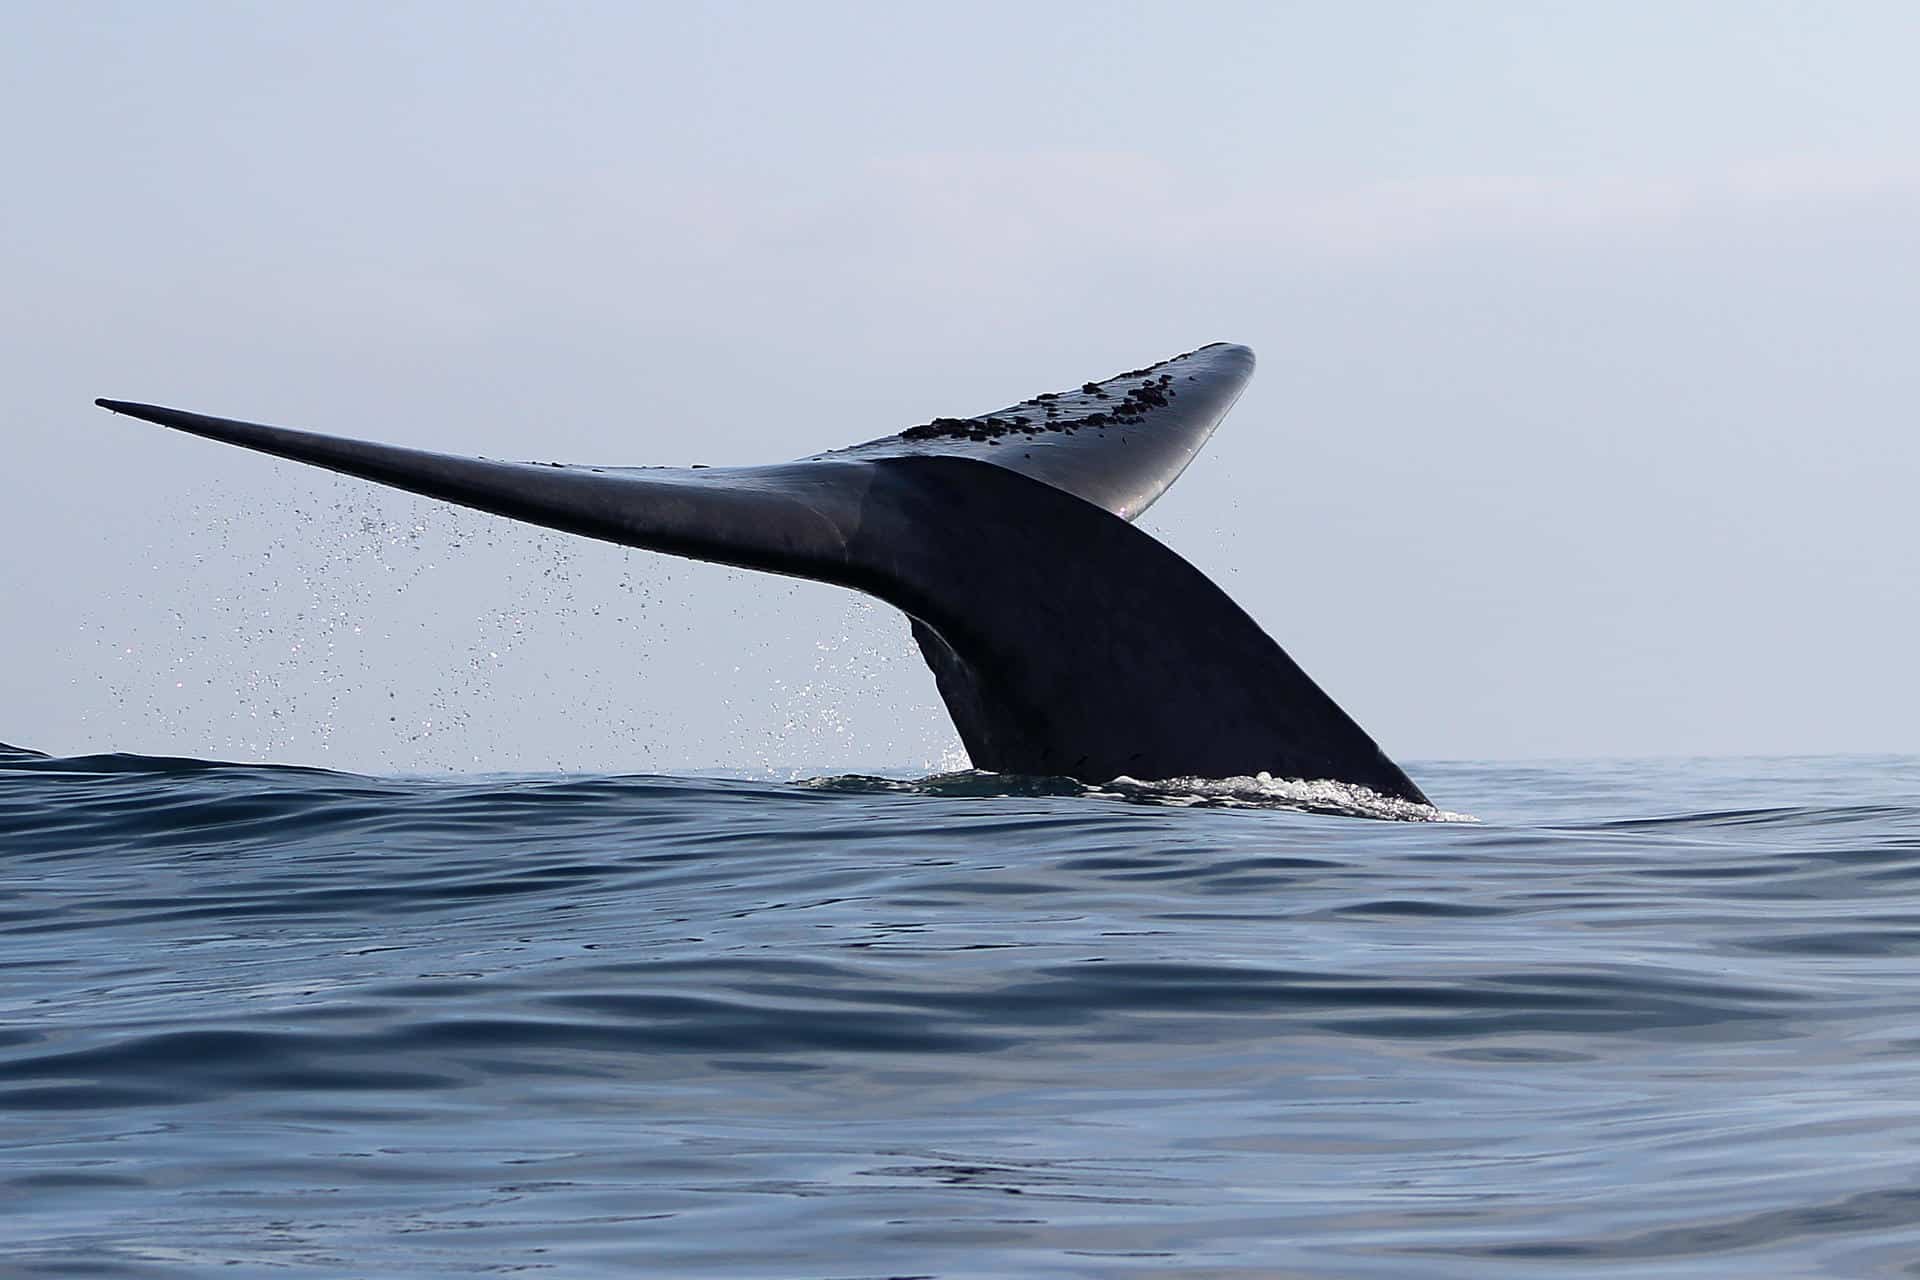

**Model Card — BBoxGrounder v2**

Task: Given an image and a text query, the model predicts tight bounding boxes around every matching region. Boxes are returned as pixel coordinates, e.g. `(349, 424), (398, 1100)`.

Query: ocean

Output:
(4, 745), (1919, 1277)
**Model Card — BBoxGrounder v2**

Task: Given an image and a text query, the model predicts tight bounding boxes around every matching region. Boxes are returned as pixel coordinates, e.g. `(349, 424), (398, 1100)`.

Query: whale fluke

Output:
(96, 344), (1429, 804)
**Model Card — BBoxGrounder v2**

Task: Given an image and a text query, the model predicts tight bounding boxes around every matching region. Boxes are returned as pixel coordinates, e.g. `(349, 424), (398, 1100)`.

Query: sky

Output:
(3, 1), (1916, 774)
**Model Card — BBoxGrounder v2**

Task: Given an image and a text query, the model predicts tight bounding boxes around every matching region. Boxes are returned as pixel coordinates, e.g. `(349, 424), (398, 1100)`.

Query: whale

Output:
(96, 343), (1429, 805)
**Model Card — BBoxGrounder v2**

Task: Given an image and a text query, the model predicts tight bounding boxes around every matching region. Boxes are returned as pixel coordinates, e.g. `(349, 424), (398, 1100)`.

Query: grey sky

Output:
(4, 2), (1916, 773)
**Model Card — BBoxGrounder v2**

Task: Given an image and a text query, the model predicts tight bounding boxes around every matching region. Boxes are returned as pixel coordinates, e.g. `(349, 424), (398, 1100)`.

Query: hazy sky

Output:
(4, 2), (1916, 774)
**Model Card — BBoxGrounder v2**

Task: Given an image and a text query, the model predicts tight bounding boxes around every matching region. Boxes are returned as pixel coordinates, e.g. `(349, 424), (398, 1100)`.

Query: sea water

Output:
(4, 746), (1919, 1277)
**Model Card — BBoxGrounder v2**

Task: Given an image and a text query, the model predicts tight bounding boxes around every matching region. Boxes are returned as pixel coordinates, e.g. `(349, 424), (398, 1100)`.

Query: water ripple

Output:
(3, 750), (1919, 1276)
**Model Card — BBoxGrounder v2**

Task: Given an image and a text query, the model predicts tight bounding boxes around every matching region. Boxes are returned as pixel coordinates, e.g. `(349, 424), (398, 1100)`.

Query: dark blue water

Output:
(5, 745), (1920, 1277)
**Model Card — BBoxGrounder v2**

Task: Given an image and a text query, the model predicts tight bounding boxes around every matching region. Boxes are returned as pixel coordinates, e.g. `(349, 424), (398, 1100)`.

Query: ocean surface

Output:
(5, 745), (1920, 1278)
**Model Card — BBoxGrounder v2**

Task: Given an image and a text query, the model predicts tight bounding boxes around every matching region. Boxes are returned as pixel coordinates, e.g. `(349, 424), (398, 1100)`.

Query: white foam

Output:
(797, 768), (1475, 822)
(1098, 771), (1477, 822)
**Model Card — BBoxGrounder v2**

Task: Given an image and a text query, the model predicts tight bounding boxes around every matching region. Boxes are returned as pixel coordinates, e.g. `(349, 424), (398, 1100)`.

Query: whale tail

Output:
(96, 343), (1428, 804)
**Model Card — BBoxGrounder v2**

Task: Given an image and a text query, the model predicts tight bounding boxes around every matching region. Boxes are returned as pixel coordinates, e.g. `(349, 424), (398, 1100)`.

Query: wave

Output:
(6, 750), (1920, 1276)
(3, 746), (1471, 822)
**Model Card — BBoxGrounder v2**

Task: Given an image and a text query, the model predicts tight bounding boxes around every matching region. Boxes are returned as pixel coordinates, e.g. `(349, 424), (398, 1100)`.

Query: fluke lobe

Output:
(97, 343), (1429, 805)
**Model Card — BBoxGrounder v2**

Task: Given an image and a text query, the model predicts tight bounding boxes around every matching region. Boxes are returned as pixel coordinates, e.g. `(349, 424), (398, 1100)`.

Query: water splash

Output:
(82, 477), (964, 776)
(800, 767), (1475, 822)
(1102, 770), (1476, 821)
